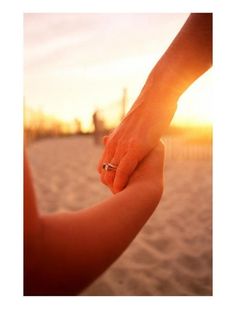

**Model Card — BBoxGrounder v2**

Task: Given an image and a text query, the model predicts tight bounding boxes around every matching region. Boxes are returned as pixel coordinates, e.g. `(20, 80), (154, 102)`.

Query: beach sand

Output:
(27, 135), (212, 296)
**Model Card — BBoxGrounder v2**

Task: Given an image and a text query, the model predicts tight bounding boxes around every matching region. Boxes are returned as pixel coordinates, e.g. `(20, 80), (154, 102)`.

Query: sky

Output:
(24, 13), (212, 131)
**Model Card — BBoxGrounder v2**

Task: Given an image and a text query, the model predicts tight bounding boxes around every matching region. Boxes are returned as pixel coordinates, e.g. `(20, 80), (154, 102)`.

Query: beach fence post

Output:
(92, 110), (105, 145)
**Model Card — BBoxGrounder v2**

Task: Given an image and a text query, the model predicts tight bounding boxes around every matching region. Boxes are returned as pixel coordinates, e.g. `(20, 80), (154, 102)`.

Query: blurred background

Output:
(24, 13), (212, 143)
(24, 13), (212, 296)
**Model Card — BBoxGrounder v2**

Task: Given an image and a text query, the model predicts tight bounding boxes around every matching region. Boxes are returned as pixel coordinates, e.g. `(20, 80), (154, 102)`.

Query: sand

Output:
(27, 135), (212, 296)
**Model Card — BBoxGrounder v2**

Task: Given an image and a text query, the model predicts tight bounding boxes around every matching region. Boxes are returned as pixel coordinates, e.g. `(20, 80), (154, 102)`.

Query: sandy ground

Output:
(27, 135), (212, 296)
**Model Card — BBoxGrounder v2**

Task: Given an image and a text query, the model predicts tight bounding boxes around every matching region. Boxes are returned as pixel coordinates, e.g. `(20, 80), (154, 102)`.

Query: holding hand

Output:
(97, 13), (212, 193)
(97, 84), (177, 193)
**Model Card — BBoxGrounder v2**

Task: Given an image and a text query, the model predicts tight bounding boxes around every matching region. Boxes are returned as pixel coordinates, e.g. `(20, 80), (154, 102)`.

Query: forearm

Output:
(28, 181), (162, 295)
(150, 13), (212, 97)
(126, 13), (212, 139)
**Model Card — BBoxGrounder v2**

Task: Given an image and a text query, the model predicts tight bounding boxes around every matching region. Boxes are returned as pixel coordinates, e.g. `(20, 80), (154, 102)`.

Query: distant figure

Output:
(93, 110), (103, 144)
(74, 118), (81, 135)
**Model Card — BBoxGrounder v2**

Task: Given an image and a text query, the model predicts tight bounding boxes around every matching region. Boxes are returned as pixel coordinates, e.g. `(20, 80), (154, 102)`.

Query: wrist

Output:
(146, 64), (182, 102)
(129, 68), (180, 117)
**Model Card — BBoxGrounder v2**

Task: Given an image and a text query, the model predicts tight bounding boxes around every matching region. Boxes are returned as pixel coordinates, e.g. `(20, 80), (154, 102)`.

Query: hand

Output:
(127, 140), (165, 198)
(97, 82), (176, 193)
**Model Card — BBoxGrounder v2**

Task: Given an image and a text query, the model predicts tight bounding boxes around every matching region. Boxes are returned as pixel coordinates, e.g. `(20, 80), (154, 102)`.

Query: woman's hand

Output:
(97, 13), (212, 194)
(97, 83), (176, 194)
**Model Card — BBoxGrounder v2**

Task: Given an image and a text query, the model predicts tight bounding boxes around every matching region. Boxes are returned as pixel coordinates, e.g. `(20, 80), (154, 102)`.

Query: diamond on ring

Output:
(102, 163), (118, 171)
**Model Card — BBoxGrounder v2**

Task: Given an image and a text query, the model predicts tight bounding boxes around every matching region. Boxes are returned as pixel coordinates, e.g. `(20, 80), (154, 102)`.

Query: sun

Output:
(172, 69), (212, 127)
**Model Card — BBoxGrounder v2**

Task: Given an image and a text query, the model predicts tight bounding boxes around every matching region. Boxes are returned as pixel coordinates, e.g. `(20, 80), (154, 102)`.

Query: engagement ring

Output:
(102, 163), (118, 172)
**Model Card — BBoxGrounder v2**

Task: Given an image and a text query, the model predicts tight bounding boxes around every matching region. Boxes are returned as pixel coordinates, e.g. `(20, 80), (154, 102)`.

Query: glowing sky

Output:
(24, 13), (212, 131)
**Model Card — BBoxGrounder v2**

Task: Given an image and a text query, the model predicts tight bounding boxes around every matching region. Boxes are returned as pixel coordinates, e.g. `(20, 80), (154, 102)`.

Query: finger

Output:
(100, 142), (117, 185)
(97, 150), (106, 174)
(103, 148), (126, 188)
(97, 135), (113, 173)
(97, 136), (111, 174)
(113, 153), (138, 193)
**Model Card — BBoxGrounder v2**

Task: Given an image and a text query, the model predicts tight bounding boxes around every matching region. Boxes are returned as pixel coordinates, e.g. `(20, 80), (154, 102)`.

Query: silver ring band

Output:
(102, 163), (118, 171)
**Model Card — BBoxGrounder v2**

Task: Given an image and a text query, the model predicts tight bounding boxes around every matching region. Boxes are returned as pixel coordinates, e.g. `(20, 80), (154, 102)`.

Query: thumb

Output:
(113, 153), (138, 193)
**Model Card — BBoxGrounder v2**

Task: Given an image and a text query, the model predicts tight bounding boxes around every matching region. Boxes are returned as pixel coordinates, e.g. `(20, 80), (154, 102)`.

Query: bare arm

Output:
(148, 13), (212, 97)
(98, 13), (212, 193)
(24, 143), (164, 296)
